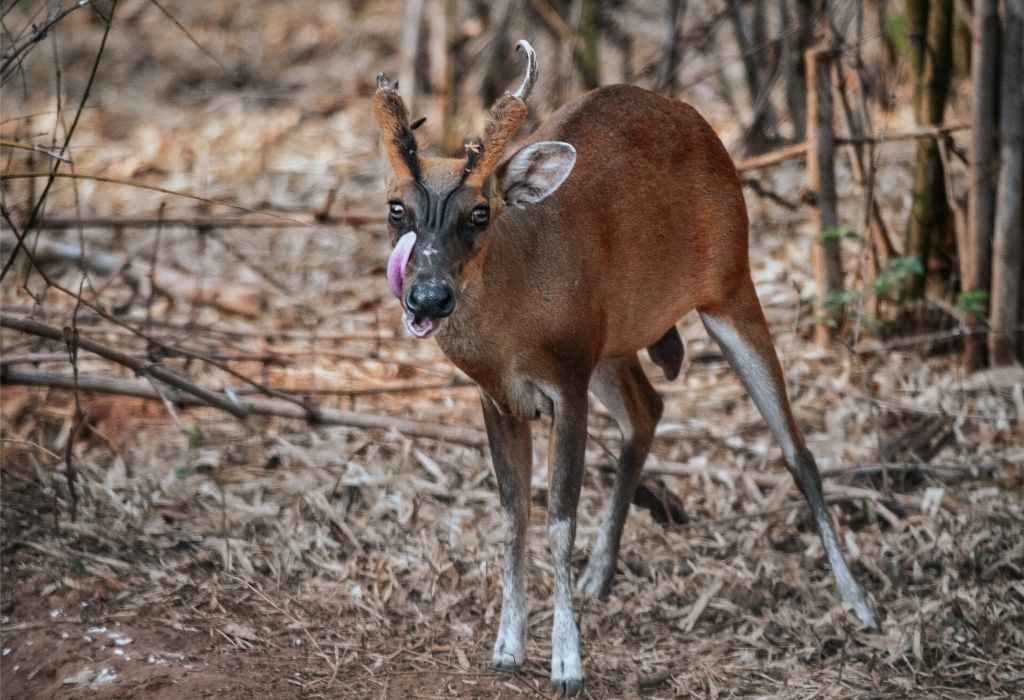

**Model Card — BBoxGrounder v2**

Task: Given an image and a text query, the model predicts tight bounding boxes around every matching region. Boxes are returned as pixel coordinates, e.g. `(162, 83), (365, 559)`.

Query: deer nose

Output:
(406, 282), (455, 318)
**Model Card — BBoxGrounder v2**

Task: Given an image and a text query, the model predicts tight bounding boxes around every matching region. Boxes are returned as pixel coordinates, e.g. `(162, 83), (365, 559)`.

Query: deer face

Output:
(383, 162), (490, 337)
(374, 42), (575, 339)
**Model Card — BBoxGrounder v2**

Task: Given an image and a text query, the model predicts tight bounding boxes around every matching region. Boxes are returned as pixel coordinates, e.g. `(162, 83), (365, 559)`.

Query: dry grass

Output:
(2, 1), (1023, 698)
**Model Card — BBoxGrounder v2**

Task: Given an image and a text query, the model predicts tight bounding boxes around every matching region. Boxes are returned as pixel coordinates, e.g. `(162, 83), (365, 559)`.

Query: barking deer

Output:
(373, 40), (876, 696)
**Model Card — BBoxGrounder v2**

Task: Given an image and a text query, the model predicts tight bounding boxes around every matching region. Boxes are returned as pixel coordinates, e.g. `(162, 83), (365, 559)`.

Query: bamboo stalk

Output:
(989, 0), (1024, 365)
(805, 46), (843, 347)
(961, 0), (998, 370)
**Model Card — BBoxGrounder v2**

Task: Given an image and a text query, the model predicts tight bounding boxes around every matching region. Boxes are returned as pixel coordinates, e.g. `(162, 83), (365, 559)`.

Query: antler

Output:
(511, 40), (537, 102)
(373, 72), (421, 182)
(464, 40), (537, 188)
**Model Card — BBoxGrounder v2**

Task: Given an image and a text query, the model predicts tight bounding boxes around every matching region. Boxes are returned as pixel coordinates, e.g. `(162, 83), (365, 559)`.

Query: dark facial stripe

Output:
(462, 146), (482, 182)
(414, 181), (466, 232)
(394, 129), (421, 181)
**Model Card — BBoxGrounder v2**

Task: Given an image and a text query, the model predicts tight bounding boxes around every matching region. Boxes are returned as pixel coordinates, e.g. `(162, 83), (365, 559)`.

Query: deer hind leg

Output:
(578, 355), (663, 598)
(480, 392), (533, 672)
(698, 293), (877, 627)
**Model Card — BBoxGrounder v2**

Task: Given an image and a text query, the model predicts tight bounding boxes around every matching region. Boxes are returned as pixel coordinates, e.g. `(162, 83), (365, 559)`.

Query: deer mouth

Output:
(404, 312), (440, 338)
(389, 230), (439, 338)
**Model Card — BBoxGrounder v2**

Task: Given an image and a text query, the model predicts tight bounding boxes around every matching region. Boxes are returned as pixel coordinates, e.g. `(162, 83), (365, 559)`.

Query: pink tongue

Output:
(386, 231), (417, 298)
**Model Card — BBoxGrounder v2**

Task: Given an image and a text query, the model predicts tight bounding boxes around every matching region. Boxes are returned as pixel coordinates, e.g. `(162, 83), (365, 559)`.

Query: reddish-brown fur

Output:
(439, 86), (750, 402)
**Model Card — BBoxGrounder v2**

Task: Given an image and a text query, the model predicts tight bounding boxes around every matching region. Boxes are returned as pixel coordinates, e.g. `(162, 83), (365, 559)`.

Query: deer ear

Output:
(500, 141), (576, 208)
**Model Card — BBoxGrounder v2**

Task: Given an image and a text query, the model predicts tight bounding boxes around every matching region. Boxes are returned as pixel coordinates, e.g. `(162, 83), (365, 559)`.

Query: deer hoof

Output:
(577, 554), (613, 598)
(490, 649), (522, 672)
(550, 675), (584, 697)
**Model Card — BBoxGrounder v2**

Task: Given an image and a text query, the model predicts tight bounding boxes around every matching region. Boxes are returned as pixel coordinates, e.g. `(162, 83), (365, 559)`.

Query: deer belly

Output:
(598, 271), (699, 358)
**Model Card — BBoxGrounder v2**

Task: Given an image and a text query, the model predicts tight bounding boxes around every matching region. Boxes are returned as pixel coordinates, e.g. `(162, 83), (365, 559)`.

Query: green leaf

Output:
(823, 290), (856, 311)
(886, 15), (909, 57)
(872, 276), (894, 296)
(818, 223), (861, 243)
(175, 466), (189, 479)
(187, 424), (202, 448)
(956, 289), (989, 316)
(859, 315), (882, 333)
(887, 256), (924, 276)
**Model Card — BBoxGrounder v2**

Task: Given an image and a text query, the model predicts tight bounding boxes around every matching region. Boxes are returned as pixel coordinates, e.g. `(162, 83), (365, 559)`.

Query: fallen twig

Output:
(0, 231), (264, 317)
(681, 577), (723, 632)
(0, 365), (489, 447)
(32, 211), (383, 230)
(643, 458), (926, 509)
(1, 314), (248, 420)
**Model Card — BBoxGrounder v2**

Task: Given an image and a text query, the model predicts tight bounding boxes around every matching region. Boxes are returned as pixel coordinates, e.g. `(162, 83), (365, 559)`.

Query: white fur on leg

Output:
(548, 519), (583, 694)
(699, 313), (800, 464)
(701, 312), (876, 628)
(577, 526), (614, 597)
(492, 513), (527, 670)
(815, 511), (877, 627)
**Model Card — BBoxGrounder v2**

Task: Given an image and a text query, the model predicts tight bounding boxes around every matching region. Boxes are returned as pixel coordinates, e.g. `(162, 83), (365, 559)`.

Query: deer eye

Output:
(388, 202), (405, 222)
(470, 206), (490, 227)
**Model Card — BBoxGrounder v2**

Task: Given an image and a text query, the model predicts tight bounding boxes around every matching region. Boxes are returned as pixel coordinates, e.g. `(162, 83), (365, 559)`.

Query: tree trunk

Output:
(989, 0), (1024, 365)
(806, 46), (844, 347)
(780, 0), (814, 140)
(963, 0), (1001, 369)
(832, 29), (895, 274)
(427, 0), (459, 155)
(904, 0), (954, 299)
(399, 0), (428, 117)
(576, 0), (601, 89)
(728, 0), (781, 153)
(953, 0), (973, 77)
(478, 0), (517, 107)
(656, 0), (686, 93)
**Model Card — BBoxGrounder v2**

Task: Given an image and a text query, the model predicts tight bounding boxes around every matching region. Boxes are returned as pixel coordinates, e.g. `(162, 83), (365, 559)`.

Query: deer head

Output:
(374, 40), (577, 338)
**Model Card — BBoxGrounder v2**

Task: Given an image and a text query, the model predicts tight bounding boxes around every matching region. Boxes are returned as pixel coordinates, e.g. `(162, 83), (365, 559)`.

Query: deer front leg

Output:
(546, 386), (589, 696)
(480, 393), (533, 672)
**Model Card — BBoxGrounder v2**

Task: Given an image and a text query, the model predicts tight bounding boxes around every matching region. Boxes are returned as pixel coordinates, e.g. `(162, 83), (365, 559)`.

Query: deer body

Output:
(373, 43), (875, 696)
(439, 84), (748, 404)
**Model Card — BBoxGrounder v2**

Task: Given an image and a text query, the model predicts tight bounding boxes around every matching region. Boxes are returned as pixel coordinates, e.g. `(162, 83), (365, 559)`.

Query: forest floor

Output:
(2, 2), (1023, 698)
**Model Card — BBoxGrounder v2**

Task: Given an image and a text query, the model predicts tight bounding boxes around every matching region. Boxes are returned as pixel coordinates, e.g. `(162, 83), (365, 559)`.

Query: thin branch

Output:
(733, 123), (971, 172)
(0, 0), (117, 283)
(734, 141), (808, 172)
(0, 0), (94, 83)
(1, 366), (489, 447)
(0, 230), (265, 317)
(146, 0), (235, 75)
(0, 173), (340, 231)
(30, 211), (383, 230)
(1, 314), (249, 419)
(0, 138), (72, 163)
(1, 220), (358, 416)
(835, 121), (971, 145)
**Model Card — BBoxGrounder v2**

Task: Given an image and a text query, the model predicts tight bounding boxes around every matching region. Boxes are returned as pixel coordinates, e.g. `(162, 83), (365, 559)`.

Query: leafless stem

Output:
(1, 0), (118, 283)
(0, 366), (489, 447)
